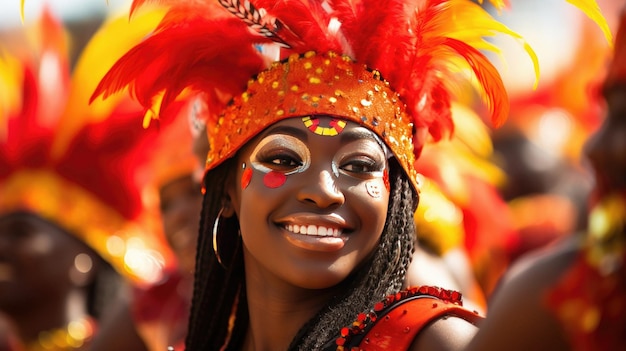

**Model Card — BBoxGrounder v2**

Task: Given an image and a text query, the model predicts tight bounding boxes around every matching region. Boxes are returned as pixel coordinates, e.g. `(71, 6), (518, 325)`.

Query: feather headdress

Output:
(92, 0), (611, 192)
(1, 8), (175, 285)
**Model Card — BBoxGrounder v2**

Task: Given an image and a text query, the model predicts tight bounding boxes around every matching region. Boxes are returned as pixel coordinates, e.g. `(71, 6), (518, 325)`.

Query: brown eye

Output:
(341, 160), (376, 173)
(250, 134), (311, 175)
(341, 159), (378, 173)
(268, 154), (302, 168)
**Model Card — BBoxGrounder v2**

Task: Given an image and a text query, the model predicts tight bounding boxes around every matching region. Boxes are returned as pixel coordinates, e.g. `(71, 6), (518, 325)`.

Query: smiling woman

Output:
(90, 0), (611, 350)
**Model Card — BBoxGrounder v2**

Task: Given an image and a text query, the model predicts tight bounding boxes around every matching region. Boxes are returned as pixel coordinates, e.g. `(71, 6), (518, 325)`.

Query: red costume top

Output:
(325, 286), (482, 351)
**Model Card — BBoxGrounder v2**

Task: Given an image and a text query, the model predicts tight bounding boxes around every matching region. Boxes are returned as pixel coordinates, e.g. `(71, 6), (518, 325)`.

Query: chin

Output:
(288, 267), (352, 291)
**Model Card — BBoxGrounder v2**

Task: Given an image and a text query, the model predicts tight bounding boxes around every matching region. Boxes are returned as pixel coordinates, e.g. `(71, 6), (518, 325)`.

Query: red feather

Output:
(93, 0), (545, 156)
(442, 37), (508, 128)
(92, 13), (269, 120)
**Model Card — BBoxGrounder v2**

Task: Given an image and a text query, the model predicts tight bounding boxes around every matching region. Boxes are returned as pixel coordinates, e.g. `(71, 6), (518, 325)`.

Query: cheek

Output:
(241, 167), (289, 190)
(239, 169), (288, 209)
(241, 167), (253, 189)
(347, 177), (390, 215)
(365, 180), (384, 198)
(263, 171), (287, 188)
(25, 235), (55, 256)
(383, 170), (390, 192)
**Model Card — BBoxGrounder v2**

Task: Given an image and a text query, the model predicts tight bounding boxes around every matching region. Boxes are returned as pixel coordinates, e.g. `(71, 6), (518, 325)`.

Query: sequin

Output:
(207, 52), (419, 192)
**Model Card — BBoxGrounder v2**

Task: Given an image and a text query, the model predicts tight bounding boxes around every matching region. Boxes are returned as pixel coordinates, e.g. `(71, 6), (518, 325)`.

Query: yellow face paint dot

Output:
(301, 117), (346, 136)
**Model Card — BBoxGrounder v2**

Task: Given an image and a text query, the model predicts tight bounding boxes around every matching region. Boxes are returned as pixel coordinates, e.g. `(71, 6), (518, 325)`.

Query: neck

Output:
(242, 258), (336, 351)
(11, 289), (90, 346)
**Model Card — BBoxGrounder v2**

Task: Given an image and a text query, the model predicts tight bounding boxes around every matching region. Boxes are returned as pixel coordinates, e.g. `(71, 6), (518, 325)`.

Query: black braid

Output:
(185, 157), (247, 350)
(185, 159), (418, 350)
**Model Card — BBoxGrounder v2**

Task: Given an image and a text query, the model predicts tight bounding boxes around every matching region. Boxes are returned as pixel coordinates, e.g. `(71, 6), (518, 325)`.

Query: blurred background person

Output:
(484, 0), (618, 269)
(92, 96), (207, 351)
(464, 4), (624, 351)
(0, 5), (172, 350)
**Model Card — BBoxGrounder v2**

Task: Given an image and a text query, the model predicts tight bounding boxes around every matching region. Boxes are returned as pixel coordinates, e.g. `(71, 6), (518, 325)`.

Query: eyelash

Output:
(340, 157), (383, 174)
(259, 152), (303, 170)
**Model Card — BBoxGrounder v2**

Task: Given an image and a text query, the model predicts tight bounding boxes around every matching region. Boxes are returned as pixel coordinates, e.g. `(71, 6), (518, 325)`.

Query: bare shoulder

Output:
(464, 237), (580, 351)
(409, 316), (478, 351)
(500, 236), (579, 285)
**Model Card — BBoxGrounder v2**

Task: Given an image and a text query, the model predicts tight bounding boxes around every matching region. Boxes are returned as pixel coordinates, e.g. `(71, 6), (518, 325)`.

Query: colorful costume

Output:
(546, 194), (626, 350)
(326, 286), (481, 350)
(0, 8), (174, 286)
(89, 0), (612, 349)
(0, 8), (176, 350)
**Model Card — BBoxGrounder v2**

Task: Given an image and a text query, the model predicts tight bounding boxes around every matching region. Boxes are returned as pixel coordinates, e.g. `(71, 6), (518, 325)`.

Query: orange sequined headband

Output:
(208, 51), (418, 189)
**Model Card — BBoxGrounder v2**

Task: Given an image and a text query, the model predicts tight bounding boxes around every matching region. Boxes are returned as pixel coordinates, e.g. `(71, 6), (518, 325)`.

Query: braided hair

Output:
(185, 156), (417, 350)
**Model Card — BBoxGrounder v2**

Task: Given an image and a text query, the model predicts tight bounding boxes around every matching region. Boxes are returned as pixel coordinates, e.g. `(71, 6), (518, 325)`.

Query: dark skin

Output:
(463, 238), (578, 351)
(0, 212), (97, 346)
(90, 174), (202, 351)
(222, 116), (477, 351)
(463, 86), (626, 351)
(585, 86), (626, 196)
(159, 174), (202, 278)
(89, 297), (149, 351)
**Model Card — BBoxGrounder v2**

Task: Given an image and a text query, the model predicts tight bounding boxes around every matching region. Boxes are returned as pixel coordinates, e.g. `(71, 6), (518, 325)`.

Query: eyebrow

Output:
(339, 128), (380, 144)
(263, 123), (386, 151)
(263, 125), (309, 141)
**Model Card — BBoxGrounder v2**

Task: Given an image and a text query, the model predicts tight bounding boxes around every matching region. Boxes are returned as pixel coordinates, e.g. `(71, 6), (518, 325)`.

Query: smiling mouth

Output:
(284, 224), (343, 237)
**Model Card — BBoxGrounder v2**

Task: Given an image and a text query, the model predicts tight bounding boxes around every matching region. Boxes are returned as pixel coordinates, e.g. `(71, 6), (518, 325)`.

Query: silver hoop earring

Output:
(213, 207), (226, 267)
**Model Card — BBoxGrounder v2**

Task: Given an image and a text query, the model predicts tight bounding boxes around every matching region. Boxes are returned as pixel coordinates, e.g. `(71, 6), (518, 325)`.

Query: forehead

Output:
(256, 116), (383, 143)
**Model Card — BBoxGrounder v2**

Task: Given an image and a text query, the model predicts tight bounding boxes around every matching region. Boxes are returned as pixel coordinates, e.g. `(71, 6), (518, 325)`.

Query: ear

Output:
(221, 196), (236, 218)
(220, 166), (239, 218)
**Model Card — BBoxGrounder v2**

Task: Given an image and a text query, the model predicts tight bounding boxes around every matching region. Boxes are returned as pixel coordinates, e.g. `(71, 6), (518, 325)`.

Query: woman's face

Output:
(585, 87), (626, 199)
(0, 212), (85, 314)
(159, 175), (202, 276)
(227, 116), (390, 289)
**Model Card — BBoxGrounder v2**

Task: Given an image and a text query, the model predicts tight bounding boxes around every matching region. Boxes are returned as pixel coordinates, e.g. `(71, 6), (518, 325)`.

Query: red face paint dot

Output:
(383, 170), (390, 192)
(241, 167), (253, 189)
(263, 171), (287, 188)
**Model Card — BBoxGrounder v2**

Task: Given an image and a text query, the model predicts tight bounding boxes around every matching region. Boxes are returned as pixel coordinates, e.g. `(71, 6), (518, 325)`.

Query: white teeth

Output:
(285, 224), (341, 237)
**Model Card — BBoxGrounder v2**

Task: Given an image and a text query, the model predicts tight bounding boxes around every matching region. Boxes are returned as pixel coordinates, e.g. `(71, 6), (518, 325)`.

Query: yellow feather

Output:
(144, 92), (164, 129)
(476, 0), (509, 12)
(51, 8), (165, 158)
(0, 53), (24, 139)
(567, 0), (613, 46)
(444, 0), (540, 88)
(20, 0), (25, 23)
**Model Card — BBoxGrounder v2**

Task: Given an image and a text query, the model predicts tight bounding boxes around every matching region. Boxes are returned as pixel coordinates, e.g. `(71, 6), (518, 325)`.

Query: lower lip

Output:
(282, 229), (347, 252)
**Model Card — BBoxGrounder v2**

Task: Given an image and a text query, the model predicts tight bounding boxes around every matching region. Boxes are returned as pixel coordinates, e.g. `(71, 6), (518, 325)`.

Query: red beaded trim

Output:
(335, 286), (463, 350)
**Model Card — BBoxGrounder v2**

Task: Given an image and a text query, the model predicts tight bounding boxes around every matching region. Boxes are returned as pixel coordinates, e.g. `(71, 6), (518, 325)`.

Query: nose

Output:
(296, 169), (345, 209)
